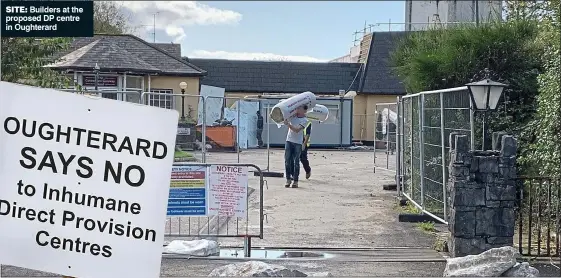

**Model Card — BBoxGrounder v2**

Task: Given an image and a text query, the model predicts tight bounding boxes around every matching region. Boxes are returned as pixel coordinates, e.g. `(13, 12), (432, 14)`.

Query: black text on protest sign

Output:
(1, 1), (93, 37)
(0, 117), (171, 258)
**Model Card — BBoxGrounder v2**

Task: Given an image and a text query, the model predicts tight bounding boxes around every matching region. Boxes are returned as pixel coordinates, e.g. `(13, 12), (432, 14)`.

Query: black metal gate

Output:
(516, 177), (561, 257)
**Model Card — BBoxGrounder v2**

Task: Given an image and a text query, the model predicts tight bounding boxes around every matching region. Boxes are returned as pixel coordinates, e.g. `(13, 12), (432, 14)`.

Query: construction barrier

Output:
(201, 96), (268, 170)
(373, 102), (398, 174)
(165, 163), (265, 257)
(140, 92), (207, 163)
(58, 89), (268, 256)
(397, 86), (475, 224)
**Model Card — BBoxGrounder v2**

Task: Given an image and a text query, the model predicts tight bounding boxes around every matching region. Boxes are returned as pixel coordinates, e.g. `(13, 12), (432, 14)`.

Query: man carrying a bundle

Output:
(283, 104), (308, 188)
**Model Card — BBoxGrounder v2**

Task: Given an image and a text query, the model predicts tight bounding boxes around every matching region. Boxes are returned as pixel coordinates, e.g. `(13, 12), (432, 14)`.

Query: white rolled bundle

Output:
(269, 91), (316, 124)
(306, 104), (329, 122)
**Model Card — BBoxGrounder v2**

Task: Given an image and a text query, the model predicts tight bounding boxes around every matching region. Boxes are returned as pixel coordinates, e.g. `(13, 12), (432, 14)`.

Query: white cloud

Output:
(121, 1), (242, 42)
(190, 50), (328, 62)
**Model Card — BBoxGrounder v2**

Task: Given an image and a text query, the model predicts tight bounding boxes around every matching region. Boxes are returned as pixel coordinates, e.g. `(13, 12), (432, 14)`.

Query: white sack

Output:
(306, 104), (329, 122)
(381, 108), (397, 135)
(163, 239), (219, 256)
(269, 91), (316, 125)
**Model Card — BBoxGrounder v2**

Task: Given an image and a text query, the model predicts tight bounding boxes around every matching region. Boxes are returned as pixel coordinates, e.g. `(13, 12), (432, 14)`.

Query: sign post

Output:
(0, 81), (178, 278)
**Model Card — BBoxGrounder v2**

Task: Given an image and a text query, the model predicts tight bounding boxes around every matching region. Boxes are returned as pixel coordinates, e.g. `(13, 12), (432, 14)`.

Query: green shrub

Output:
(391, 20), (542, 175)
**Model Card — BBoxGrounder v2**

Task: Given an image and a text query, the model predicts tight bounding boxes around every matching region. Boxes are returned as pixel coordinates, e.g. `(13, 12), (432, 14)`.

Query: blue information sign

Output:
(167, 165), (207, 216)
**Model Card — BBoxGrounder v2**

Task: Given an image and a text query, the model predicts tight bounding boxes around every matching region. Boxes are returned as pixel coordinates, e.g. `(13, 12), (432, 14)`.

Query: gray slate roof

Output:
(185, 31), (411, 95)
(187, 58), (362, 94)
(150, 43), (181, 57)
(49, 34), (205, 76)
(358, 31), (410, 95)
(48, 38), (160, 73)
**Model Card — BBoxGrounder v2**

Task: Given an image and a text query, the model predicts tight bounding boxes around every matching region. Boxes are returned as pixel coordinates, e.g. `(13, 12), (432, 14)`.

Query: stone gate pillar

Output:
(447, 133), (518, 257)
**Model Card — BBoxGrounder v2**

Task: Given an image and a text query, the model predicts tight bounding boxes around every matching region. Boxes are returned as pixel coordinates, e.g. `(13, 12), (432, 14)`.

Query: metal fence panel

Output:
(60, 90), (266, 255)
(399, 86), (474, 224)
(201, 96), (269, 172)
(140, 92), (206, 163)
(374, 102), (398, 173)
(164, 163), (265, 256)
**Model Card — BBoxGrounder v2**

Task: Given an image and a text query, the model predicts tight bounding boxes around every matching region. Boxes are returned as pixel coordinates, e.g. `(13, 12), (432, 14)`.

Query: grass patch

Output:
(432, 235), (448, 252)
(174, 150), (194, 159)
(417, 221), (437, 233)
(399, 201), (422, 214)
(432, 236), (449, 252)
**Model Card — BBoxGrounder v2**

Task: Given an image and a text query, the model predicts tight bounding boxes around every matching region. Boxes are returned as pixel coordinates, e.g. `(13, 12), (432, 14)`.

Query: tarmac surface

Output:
(1, 149), (445, 276)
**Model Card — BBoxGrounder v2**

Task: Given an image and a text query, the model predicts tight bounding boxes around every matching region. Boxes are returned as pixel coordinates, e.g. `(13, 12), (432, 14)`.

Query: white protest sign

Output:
(207, 165), (248, 219)
(0, 82), (178, 278)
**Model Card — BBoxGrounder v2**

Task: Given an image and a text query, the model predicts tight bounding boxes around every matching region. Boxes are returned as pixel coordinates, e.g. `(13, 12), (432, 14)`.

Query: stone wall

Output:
(447, 132), (518, 257)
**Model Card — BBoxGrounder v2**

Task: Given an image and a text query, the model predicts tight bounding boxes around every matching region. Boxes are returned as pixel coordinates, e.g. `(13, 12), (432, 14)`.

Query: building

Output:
(329, 45), (360, 63)
(48, 32), (409, 143)
(46, 34), (206, 118)
(405, 0), (502, 31)
(189, 31), (408, 142)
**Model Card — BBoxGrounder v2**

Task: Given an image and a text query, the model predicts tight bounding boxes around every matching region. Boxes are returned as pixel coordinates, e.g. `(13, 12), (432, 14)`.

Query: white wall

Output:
(405, 0), (502, 31)
(329, 45), (360, 63)
(330, 55), (352, 63)
(349, 45), (360, 63)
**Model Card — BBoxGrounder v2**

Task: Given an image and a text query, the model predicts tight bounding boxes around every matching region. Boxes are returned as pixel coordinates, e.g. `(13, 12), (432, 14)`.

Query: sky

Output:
(120, 1), (405, 62)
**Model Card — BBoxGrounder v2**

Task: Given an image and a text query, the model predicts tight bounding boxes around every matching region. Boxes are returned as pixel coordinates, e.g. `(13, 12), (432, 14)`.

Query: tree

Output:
(512, 1), (561, 177)
(94, 1), (134, 34)
(504, 0), (560, 22)
(1, 1), (134, 87)
(0, 37), (72, 88)
(526, 24), (561, 177)
(391, 20), (542, 175)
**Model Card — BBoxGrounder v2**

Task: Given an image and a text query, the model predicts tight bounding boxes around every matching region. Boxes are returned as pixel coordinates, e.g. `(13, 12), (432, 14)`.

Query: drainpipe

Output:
(338, 90), (345, 147)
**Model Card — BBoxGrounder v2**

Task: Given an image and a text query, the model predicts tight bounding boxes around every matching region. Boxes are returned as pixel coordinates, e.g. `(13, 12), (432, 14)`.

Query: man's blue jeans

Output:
(285, 141), (303, 181)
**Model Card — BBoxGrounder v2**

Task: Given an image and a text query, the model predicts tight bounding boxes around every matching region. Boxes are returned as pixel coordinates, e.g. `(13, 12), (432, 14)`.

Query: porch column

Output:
(123, 72), (127, 101)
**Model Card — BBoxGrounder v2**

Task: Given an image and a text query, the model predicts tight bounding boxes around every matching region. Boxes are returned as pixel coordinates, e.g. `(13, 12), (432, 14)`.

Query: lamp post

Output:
(93, 63), (100, 91)
(179, 81), (188, 121)
(466, 78), (507, 150)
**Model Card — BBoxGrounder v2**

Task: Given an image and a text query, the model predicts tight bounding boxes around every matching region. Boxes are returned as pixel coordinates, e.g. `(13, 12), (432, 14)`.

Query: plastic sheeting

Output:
(163, 239), (219, 256)
(194, 85), (260, 149)
(197, 85), (225, 126)
(226, 100), (260, 149)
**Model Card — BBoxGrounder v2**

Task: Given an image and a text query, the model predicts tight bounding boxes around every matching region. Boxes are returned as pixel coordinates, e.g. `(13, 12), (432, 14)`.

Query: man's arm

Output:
(287, 122), (304, 133)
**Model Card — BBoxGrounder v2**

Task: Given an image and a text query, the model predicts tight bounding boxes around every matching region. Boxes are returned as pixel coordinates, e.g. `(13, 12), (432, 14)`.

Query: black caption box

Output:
(1, 0), (93, 37)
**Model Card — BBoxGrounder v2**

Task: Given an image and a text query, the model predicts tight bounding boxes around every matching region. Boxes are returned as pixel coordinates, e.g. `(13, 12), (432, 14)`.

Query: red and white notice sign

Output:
(208, 165), (248, 219)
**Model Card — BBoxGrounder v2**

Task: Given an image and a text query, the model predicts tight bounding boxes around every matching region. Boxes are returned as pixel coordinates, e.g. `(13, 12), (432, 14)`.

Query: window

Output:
(322, 104), (340, 124)
(149, 89), (174, 109)
(125, 76), (142, 90)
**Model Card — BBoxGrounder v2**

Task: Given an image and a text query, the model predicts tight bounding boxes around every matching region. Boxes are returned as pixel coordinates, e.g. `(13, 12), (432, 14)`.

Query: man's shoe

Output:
(306, 171), (311, 179)
(285, 180), (292, 188)
(292, 182), (299, 188)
